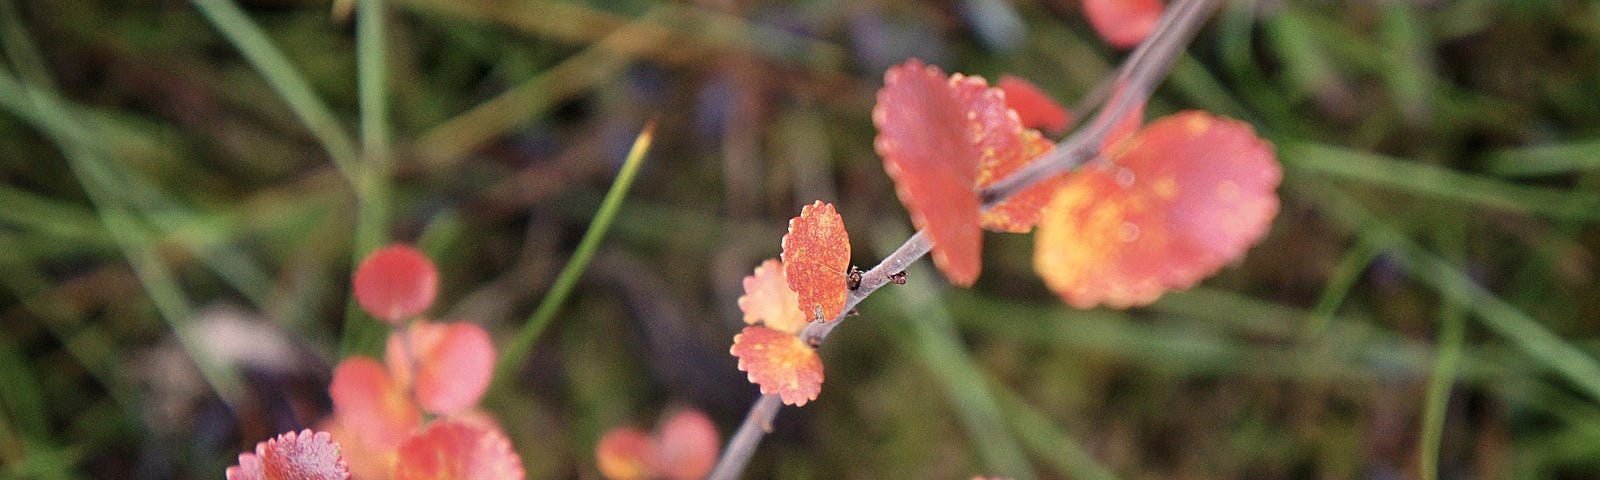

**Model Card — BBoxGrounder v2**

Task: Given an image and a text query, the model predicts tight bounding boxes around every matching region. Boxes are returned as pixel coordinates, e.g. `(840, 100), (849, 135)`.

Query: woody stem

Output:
(707, 0), (1222, 477)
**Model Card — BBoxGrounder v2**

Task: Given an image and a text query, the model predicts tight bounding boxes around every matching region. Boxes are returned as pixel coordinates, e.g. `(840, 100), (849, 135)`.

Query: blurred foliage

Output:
(4, 0), (1600, 478)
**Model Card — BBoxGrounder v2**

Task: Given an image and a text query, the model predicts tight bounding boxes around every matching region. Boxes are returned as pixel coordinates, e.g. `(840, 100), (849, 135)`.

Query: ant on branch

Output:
(845, 265), (908, 290)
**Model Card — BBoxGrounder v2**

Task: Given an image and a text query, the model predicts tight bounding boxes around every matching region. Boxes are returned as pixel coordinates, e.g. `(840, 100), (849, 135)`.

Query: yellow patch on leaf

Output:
(1034, 111), (1280, 308)
(736, 259), (807, 334)
(730, 326), (824, 407)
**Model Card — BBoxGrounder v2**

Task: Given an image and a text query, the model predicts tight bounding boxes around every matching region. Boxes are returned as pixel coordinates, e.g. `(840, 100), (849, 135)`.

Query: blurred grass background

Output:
(3, 0), (1600, 478)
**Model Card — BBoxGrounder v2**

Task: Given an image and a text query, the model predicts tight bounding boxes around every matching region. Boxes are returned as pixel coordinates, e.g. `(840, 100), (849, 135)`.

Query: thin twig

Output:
(707, 0), (1221, 477)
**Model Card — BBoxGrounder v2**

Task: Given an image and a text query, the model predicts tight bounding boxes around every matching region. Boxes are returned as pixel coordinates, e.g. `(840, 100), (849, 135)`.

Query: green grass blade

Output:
(358, 0), (389, 161)
(1419, 275), (1466, 480)
(875, 227), (1037, 480)
(340, 0), (396, 356)
(1419, 217), (1468, 480)
(0, 0), (51, 88)
(0, 60), (274, 307)
(0, 339), (74, 480)
(0, 68), (244, 409)
(189, 0), (360, 182)
(1285, 142), (1600, 222)
(1306, 182), (1600, 402)
(990, 376), (1119, 480)
(1483, 140), (1600, 177)
(412, 7), (665, 167)
(494, 122), (655, 386)
(1305, 232), (1382, 334)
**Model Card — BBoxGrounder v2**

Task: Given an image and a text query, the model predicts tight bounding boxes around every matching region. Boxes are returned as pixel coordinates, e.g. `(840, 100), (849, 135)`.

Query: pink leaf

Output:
(386, 321), (496, 415)
(227, 430), (349, 480)
(353, 244), (439, 324)
(1083, 0), (1164, 49)
(651, 409), (719, 480)
(329, 357), (420, 452)
(394, 418), (525, 480)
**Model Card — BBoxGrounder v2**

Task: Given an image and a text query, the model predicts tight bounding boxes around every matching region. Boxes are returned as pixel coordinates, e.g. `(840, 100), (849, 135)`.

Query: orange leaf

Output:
(353, 244), (439, 324)
(736, 259), (807, 334)
(944, 72), (1066, 234)
(329, 357), (420, 453)
(386, 322), (496, 416)
(997, 75), (1071, 134)
(651, 409), (719, 480)
(1083, 0), (1164, 49)
(317, 417), (394, 480)
(973, 123), (1062, 234)
(780, 201), (851, 322)
(394, 418), (525, 480)
(730, 326), (824, 406)
(874, 60), (983, 285)
(1034, 111), (1279, 308)
(595, 428), (654, 480)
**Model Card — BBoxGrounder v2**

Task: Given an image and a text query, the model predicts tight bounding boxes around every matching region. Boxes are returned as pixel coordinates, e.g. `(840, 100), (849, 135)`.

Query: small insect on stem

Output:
(889, 271), (907, 285)
(846, 265), (863, 290)
(812, 305), (826, 323)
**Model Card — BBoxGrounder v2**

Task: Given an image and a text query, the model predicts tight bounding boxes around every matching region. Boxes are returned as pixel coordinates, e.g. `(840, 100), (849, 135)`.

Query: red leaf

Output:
(947, 72), (1066, 234)
(1083, 0), (1164, 49)
(736, 259), (807, 334)
(651, 409), (719, 480)
(386, 321), (495, 416)
(595, 428), (654, 480)
(329, 357), (420, 452)
(228, 430), (350, 480)
(780, 201), (851, 322)
(353, 244), (439, 324)
(997, 75), (1071, 134)
(1034, 111), (1279, 308)
(395, 418), (525, 480)
(874, 60), (983, 285)
(730, 326), (824, 406)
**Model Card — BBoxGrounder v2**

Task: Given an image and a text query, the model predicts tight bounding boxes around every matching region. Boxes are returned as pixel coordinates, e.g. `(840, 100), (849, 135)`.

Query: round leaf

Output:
(730, 326), (824, 407)
(652, 409), (719, 480)
(737, 259), (807, 334)
(261, 430), (350, 480)
(874, 60), (984, 286)
(353, 244), (439, 324)
(1082, 0), (1164, 49)
(997, 75), (1071, 134)
(1035, 111), (1280, 308)
(595, 428), (654, 480)
(386, 321), (496, 416)
(228, 430), (350, 480)
(329, 357), (420, 452)
(395, 418), (525, 480)
(780, 201), (851, 322)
